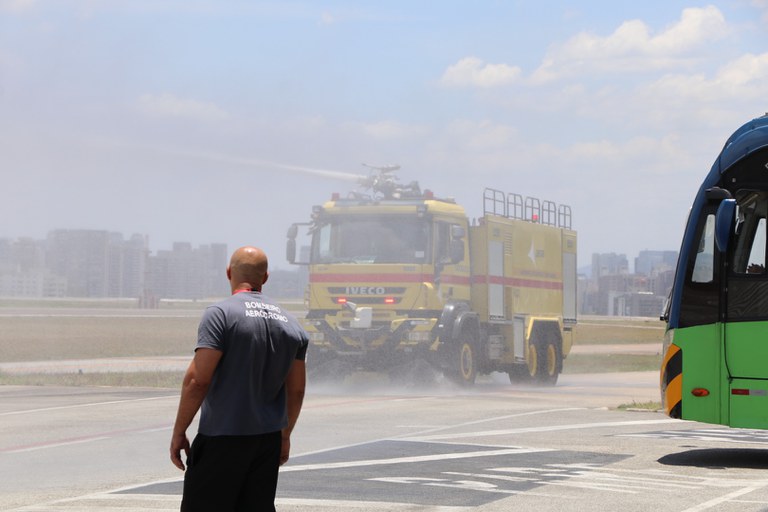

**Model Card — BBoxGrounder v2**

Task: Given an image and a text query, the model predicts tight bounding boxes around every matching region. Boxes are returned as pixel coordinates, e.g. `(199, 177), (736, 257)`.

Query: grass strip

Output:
(616, 400), (662, 411)
(563, 353), (661, 374)
(0, 370), (184, 388)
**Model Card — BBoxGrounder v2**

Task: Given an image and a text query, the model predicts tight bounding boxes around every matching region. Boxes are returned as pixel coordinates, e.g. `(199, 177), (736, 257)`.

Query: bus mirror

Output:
(715, 199), (737, 253)
(706, 187), (733, 201)
(287, 224), (298, 239)
(450, 225), (466, 239)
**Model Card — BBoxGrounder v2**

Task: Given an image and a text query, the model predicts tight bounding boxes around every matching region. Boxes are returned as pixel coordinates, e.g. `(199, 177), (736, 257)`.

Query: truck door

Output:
(434, 220), (470, 302)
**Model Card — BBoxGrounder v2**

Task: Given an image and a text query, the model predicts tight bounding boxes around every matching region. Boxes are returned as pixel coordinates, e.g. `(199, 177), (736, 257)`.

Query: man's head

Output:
(227, 246), (269, 292)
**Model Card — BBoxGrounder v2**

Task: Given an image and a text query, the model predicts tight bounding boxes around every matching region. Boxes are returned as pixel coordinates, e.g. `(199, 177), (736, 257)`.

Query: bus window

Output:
(746, 218), (766, 274)
(692, 214), (715, 283)
(731, 194), (767, 275)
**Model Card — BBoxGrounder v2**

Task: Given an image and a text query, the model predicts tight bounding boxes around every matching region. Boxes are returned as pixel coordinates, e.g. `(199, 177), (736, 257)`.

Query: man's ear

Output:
(262, 271), (269, 286)
(226, 265), (232, 281)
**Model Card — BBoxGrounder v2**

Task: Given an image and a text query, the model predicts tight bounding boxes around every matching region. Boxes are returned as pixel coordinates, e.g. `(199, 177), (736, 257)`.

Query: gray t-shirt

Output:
(196, 291), (308, 436)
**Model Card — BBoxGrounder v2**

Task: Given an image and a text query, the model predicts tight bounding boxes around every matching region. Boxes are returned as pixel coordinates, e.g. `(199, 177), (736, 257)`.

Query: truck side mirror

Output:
(715, 198), (736, 253)
(451, 225), (466, 239)
(286, 223), (299, 264)
(286, 238), (297, 264)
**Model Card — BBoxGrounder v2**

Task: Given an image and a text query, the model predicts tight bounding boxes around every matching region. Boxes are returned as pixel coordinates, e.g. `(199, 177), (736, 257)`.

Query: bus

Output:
(662, 113), (768, 429)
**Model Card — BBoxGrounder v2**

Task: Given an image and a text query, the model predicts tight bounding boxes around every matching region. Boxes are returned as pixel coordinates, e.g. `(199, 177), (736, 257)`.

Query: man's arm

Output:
(280, 358), (306, 466)
(169, 348), (222, 470)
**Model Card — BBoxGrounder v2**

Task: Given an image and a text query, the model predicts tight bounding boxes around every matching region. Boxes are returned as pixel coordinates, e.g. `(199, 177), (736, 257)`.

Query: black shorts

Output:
(181, 431), (282, 512)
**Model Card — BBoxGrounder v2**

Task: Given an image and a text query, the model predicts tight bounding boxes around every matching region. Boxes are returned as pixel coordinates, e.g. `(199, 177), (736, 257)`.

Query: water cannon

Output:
(355, 163), (422, 200)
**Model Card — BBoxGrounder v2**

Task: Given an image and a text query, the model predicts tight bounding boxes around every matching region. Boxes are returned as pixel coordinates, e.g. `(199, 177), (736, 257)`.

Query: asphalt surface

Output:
(7, 368), (768, 512)
(0, 342), (660, 375)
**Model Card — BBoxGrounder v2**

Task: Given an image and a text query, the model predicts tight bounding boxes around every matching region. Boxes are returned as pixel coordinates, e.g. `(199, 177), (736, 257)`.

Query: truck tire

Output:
(306, 346), (351, 384)
(447, 325), (478, 385)
(530, 323), (562, 386)
(526, 341), (540, 380)
(537, 339), (561, 386)
(507, 364), (532, 384)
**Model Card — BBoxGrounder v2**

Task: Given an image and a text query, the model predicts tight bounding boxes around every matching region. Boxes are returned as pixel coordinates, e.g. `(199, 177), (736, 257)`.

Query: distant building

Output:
(650, 268), (675, 298)
(583, 250), (678, 317)
(145, 242), (229, 300)
(591, 253), (628, 279)
(122, 234), (149, 298)
(610, 291), (666, 318)
(635, 250), (678, 276)
(266, 268), (308, 299)
(45, 229), (151, 298)
(0, 231), (236, 301)
(0, 237), (66, 297)
(46, 229), (111, 297)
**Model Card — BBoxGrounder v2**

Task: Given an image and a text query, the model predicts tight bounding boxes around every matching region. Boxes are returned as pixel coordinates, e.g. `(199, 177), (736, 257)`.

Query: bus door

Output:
(672, 196), (724, 425)
(723, 191), (768, 427)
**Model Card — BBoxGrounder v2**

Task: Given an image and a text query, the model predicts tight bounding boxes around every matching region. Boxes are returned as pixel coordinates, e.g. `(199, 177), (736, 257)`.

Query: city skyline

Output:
(0, 225), (679, 277)
(0, 228), (676, 316)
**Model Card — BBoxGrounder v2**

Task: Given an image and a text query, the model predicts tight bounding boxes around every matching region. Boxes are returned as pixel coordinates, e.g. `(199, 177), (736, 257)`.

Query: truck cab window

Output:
(435, 222), (450, 264)
(311, 217), (429, 264)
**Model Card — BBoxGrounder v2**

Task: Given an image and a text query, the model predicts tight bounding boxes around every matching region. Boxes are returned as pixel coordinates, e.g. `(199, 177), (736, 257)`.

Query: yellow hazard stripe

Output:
(661, 344), (682, 418)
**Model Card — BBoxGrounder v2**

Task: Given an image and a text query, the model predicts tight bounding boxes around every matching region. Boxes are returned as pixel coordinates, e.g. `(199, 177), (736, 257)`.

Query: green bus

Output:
(662, 113), (768, 429)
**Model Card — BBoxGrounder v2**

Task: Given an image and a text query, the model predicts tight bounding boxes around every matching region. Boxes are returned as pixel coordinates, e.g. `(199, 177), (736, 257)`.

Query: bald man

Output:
(170, 246), (308, 512)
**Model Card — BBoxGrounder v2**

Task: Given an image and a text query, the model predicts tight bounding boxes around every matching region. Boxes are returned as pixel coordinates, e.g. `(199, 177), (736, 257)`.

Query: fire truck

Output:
(286, 167), (577, 385)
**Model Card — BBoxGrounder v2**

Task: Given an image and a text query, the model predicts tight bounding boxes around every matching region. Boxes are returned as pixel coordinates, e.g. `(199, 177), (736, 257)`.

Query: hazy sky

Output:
(2, 1), (768, 270)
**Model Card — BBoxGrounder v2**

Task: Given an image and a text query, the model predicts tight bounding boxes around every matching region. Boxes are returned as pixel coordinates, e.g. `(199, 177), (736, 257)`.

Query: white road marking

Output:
(281, 446), (554, 473)
(680, 484), (768, 512)
(280, 448), (555, 473)
(406, 418), (681, 441)
(393, 407), (586, 438)
(2, 425), (172, 454)
(4, 436), (111, 454)
(620, 428), (768, 444)
(577, 322), (662, 330)
(292, 407), (584, 460)
(0, 394), (178, 417)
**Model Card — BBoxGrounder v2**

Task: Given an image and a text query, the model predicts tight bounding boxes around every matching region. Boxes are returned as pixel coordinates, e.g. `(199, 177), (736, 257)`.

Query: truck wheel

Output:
(507, 364), (532, 384)
(457, 340), (477, 384)
(307, 346), (350, 384)
(537, 340), (561, 386)
(526, 342), (539, 380)
(447, 327), (478, 385)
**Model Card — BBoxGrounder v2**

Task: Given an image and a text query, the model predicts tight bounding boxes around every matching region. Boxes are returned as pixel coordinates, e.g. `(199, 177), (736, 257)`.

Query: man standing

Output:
(170, 246), (308, 511)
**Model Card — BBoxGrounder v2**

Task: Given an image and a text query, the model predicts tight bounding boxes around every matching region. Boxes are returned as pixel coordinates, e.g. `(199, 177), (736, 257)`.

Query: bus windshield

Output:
(311, 216), (430, 264)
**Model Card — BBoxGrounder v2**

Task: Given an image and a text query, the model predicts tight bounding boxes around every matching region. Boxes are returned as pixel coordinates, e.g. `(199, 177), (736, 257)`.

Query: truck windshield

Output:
(312, 217), (429, 264)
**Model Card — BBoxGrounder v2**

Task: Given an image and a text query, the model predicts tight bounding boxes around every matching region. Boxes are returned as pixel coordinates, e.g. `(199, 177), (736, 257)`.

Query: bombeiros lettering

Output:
(244, 301), (288, 322)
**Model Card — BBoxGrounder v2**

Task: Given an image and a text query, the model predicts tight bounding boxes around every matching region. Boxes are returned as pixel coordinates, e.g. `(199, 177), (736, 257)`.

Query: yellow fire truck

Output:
(286, 168), (577, 385)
